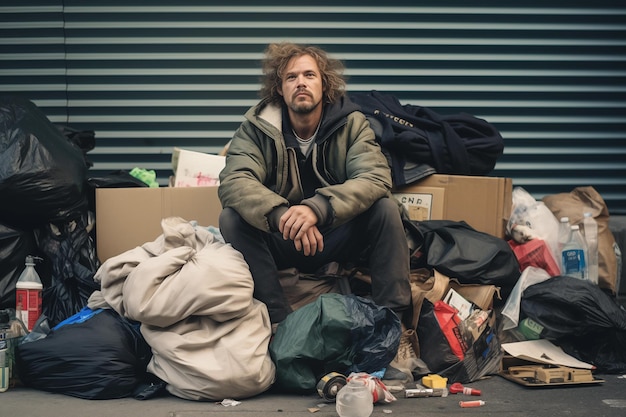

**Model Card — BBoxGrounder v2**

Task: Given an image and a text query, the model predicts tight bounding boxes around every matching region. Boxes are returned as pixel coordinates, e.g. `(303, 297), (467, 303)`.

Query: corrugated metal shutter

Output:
(2, 1), (625, 214)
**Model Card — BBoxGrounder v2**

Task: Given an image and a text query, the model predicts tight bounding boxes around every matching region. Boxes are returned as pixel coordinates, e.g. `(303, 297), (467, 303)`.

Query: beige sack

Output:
(91, 216), (275, 401)
(542, 186), (618, 294)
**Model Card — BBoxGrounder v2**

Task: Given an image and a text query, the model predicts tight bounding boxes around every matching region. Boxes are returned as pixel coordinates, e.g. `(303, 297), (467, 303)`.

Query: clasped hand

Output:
(278, 205), (324, 256)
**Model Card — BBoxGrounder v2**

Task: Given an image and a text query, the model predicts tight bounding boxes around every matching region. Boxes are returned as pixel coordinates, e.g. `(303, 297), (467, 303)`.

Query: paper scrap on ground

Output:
(502, 339), (594, 369)
(219, 398), (241, 406)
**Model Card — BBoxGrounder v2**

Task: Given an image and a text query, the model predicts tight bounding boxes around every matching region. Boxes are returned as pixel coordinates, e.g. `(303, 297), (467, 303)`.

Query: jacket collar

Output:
(248, 95), (360, 140)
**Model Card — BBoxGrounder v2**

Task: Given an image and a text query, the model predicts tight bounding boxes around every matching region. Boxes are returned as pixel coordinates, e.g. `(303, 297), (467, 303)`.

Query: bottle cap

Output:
(25, 255), (43, 265)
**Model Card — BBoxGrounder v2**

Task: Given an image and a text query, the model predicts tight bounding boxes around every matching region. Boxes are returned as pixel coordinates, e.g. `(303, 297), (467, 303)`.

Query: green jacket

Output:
(218, 96), (394, 232)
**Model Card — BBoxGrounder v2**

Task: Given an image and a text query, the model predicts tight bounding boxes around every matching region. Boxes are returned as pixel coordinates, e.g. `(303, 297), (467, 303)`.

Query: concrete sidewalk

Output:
(2, 372), (626, 417)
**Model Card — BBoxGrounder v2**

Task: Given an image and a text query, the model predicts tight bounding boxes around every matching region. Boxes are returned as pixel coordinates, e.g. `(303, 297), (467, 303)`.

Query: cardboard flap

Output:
(95, 186), (222, 262)
(449, 279), (499, 311)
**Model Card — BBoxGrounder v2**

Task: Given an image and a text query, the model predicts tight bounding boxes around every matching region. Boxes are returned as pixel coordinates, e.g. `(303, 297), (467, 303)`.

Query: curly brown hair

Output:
(259, 42), (346, 107)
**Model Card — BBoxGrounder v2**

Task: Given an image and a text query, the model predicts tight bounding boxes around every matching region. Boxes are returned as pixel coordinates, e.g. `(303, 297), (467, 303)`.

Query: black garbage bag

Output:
(416, 299), (460, 372)
(58, 125), (96, 163)
(0, 96), (89, 228)
(85, 170), (149, 213)
(521, 276), (626, 373)
(269, 293), (401, 392)
(87, 170), (149, 190)
(0, 223), (38, 309)
(35, 210), (100, 327)
(408, 220), (521, 303)
(416, 298), (502, 383)
(16, 307), (152, 399)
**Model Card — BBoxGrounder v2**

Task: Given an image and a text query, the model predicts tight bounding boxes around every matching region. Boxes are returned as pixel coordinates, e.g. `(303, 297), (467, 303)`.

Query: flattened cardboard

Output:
(500, 356), (604, 387)
(499, 340), (604, 387)
(449, 279), (499, 311)
(393, 174), (512, 238)
(95, 186), (222, 262)
(502, 339), (594, 369)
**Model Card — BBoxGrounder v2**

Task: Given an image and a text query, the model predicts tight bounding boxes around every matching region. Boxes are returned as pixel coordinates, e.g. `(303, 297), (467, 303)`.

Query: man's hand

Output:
(279, 205), (324, 256)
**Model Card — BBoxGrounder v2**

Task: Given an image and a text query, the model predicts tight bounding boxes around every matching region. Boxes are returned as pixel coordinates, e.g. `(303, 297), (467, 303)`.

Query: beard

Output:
(288, 97), (321, 114)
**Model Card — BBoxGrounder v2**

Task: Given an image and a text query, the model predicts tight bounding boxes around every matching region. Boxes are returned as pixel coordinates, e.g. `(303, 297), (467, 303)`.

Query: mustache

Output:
(293, 88), (311, 98)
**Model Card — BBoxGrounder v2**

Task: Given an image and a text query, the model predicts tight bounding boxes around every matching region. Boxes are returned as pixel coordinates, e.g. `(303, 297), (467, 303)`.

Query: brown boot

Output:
(387, 327), (422, 383)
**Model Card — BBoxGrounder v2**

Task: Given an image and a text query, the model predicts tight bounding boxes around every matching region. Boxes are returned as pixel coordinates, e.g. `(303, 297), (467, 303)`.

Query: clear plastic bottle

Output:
(557, 217), (572, 275)
(336, 379), (374, 417)
(582, 212), (599, 285)
(561, 225), (587, 280)
(557, 217), (571, 253)
(15, 256), (43, 331)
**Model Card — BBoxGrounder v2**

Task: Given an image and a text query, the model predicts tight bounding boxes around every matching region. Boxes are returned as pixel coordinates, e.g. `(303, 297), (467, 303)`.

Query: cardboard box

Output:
(95, 186), (222, 262)
(95, 174), (512, 261)
(393, 174), (512, 238)
(392, 186), (445, 222)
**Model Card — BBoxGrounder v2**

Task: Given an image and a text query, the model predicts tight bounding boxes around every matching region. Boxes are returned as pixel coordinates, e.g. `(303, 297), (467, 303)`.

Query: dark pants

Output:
(219, 197), (411, 323)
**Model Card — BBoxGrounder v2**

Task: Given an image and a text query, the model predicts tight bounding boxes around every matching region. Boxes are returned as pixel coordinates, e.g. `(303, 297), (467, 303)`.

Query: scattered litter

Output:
(219, 398), (241, 407)
(383, 409), (393, 414)
(308, 407), (320, 413)
(603, 399), (626, 408)
(449, 382), (482, 396)
(370, 369), (386, 379)
(382, 382), (405, 394)
(405, 384), (448, 398)
(459, 400), (485, 408)
(348, 372), (397, 403)
(316, 372), (347, 402)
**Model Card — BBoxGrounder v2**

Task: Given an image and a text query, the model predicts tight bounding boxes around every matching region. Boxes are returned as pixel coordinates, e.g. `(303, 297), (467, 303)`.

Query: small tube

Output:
(405, 384), (448, 398)
(459, 400), (485, 408)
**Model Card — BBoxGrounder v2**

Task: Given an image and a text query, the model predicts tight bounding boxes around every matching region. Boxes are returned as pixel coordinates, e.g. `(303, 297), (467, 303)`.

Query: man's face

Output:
(278, 54), (323, 115)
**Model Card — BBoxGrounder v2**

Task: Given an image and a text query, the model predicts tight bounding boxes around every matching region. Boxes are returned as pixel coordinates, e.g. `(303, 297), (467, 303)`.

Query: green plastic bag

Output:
(269, 293), (401, 392)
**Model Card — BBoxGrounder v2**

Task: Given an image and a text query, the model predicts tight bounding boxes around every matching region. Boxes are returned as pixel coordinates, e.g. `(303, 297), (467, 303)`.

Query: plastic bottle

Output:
(15, 256), (43, 331)
(0, 310), (11, 392)
(582, 212), (599, 285)
(561, 225), (587, 280)
(335, 378), (374, 417)
(557, 217), (571, 253)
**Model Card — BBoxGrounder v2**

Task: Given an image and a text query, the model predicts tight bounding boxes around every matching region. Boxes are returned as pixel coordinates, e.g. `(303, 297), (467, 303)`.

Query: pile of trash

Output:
(1, 97), (625, 405)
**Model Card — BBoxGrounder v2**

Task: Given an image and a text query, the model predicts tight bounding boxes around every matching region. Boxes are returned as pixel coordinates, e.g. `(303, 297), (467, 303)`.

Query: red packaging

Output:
(433, 300), (466, 360)
(16, 284), (42, 331)
(508, 238), (561, 277)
